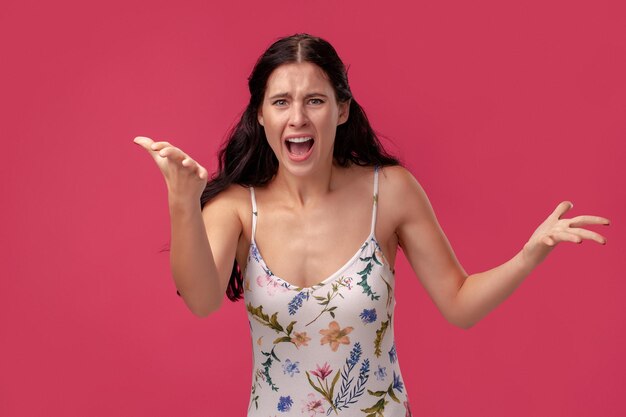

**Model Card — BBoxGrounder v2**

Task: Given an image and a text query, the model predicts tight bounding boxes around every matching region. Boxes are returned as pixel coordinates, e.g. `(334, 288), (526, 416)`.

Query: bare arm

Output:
(454, 202), (609, 328)
(388, 167), (610, 329)
(134, 136), (241, 317)
(169, 193), (242, 316)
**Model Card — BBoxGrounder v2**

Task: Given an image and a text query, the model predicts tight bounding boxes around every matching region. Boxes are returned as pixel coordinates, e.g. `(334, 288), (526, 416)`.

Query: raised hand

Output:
(522, 201), (610, 267)
(133, 136), (208, 205)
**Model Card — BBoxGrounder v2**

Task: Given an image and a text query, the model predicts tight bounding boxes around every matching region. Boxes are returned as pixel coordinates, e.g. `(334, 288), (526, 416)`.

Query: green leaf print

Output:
(286, 320), (295, 335)
(248, 369), (262, 411)
(380, 274), (393, 309)
(273, 336), (292, 344)
(373, 314), (392, 357)
(359, 261), (373, 276)
(357, 256), (381, 301)
(246, 302), (297, 338)
(387, 385), (400, 403)
(247, 303), (301, 391)
(360, 382), (402, 416)
(306, 365), (341, 415)
(371, 250), (383, 266)
(361, 397), (386, 414)
(305, 277), (351, 326)
(260, 347), (280, 391)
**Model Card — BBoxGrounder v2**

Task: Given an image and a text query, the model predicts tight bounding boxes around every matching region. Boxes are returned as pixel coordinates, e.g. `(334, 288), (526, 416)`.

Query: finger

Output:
(554, 201), (574, 220)
(544, 230), (581, 245)
(182, 158), (200, 173)
(198, 166), (208, 181)
(159, 146), (186, 162)
(181, 157), (198, 170)
(565, 227), (607, 244)
(133, 136), (155, 151)
(568, 215), (611, 228)
(183, 158), (208, 179)
(150, 141), (173, 151)
(134, 136), (169, 164)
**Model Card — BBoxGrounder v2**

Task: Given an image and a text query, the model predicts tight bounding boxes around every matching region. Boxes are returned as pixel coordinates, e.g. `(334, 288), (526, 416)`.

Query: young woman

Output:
(134, 33), (609, 417)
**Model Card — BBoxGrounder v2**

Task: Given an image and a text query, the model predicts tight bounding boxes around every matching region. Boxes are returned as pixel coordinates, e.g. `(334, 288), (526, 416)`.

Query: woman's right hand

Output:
(133, 136), (208, 205)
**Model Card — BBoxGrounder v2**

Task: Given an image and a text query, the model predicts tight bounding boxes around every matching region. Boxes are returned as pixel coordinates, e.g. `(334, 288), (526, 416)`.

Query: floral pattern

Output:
(244, 168), (411, 416)
(282, 359), (300, 377)
(301, 393), (325, 416)
(257, 273), (290, 296)
(388, 343), (398, 364)
(306, 362), (341, 413)
(374, 365), (387, 381)
(291, 331), (311, 348)
(277, 396), (293, 412)
(360, 308), (377, 324)
(319, 321), (354, 352)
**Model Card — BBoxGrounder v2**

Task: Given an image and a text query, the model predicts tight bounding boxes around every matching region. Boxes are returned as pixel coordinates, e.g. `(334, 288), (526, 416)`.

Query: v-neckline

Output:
(249, 233), (384, 291)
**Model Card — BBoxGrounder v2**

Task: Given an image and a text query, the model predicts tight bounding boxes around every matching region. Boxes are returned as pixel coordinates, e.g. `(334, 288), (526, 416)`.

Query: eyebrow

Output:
(268, 92), (329, 100)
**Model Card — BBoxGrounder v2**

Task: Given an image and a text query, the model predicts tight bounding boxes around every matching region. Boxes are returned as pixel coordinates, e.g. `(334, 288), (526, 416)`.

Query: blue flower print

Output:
(347, 342), (362, 368)
(277, 395), (293, 412)
(288, 291), (309, 315)
(282, 359), (300, 377)
(374, 365), (387, 381)
(393, 371), (404, 392)
(388, 343), (397, 363)
(250, 243), (261, 262)
(359, 308), (377, 324)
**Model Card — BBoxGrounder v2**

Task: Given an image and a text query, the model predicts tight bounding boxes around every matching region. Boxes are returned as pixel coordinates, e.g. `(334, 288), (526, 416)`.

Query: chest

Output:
(252, 202), (374, 288)
(244, 236), (395, 315)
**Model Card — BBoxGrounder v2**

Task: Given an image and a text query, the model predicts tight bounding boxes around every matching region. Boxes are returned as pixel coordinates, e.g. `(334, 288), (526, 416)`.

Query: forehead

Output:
(264, 62), (333, 96)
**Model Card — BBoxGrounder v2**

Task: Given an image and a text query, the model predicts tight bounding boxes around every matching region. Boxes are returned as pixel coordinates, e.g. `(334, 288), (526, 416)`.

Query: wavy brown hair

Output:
(192, 33), (400, 301)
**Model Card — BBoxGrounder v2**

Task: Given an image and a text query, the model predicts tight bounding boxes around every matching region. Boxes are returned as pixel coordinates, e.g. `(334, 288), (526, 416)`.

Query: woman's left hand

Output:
(522, 201), (610, 268)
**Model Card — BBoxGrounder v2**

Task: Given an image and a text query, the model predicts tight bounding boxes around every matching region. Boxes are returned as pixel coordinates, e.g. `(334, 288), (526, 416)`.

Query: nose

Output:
(288, 102), (309, 127)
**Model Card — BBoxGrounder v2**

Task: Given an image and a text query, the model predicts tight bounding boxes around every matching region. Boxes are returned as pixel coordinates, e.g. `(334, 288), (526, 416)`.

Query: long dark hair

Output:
(201, 33), (400, 302)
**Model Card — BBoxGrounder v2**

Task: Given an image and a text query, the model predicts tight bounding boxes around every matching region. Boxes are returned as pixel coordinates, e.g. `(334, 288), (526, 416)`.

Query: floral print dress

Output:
(244, 167), (412, 417)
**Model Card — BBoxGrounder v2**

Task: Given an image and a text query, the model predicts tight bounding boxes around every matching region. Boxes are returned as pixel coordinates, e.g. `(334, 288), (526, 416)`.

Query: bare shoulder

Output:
(378, 165), (426, 202)
(201, 183), (251, 231)
(201, 183), (253, 270)
(378, 165), (432, 225)
(378, 165), (420, 192)
(202, 183), (250, 211)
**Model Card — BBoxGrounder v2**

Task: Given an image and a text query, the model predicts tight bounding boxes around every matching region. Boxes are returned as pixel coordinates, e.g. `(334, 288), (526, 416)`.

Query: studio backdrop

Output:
(1, 0), (624, 416)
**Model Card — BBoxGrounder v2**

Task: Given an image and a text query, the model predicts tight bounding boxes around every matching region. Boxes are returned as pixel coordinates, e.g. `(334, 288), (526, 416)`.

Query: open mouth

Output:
(285, 136), (315, 156)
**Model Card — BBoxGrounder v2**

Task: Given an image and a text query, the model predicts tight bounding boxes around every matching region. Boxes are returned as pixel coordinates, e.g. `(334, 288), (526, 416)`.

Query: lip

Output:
(283, 133), (315, 141)
(283, 134), (315, 162)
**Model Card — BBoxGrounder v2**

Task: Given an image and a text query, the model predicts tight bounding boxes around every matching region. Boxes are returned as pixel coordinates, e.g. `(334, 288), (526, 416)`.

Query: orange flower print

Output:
(375, 248), (388, 267)
(319, 321), (353, 352)
(291, 331), (311, 348)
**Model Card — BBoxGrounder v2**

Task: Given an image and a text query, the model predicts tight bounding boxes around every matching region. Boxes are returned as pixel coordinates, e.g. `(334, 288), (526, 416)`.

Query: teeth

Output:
(286, 137), (313, 143)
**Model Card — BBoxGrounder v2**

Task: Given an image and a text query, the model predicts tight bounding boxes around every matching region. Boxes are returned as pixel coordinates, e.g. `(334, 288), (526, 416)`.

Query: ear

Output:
(337, 99), (351, 126)
(257, 108), (264, 126)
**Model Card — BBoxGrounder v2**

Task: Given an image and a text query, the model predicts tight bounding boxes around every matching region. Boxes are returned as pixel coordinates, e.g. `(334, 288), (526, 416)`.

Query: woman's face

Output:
(258, 62), (350, 177)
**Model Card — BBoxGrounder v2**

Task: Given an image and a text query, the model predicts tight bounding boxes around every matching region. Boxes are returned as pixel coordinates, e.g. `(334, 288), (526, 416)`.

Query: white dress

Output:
(243, 167), (412, 417)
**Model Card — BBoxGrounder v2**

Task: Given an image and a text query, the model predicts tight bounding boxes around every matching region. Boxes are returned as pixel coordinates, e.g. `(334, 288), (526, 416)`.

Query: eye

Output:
(309, 98), (324, 105)
(272, 99), (288, 106)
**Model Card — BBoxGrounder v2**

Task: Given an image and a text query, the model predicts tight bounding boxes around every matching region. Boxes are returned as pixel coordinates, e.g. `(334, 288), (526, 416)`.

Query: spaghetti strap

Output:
(250, 187), (258, 242)
(370, 166), (379, 236)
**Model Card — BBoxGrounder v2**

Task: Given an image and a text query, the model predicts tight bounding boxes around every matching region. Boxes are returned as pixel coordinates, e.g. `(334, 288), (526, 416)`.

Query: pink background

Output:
(1, 0), (624, 416)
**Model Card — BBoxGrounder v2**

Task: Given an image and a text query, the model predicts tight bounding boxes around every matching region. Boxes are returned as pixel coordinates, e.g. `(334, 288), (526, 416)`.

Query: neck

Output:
(272, 160), (337, 207)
